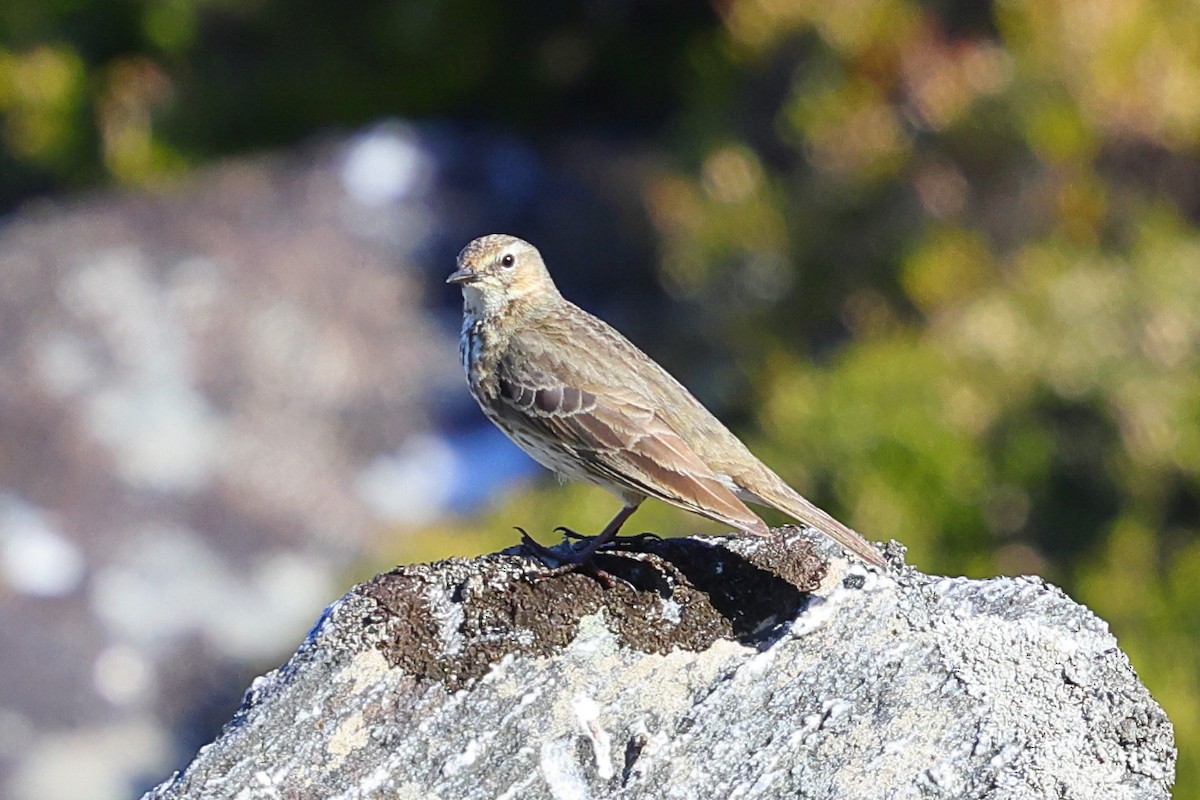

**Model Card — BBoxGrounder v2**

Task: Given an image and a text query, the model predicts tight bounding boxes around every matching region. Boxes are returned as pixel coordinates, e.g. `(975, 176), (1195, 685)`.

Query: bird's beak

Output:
(446, 267), (477, 285)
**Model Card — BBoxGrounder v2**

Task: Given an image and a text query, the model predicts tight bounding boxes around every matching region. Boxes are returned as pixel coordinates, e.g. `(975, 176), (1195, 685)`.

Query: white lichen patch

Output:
(603, 636), (748, 718)
(790, 567), (898, 639)
(441, 736), (486, 777)
(789, 595), (837, 637)
(390, 780), (443, 800)
(569, 613), (619, 657)
(572, 694), (613, 780)
(326, 713), (368, 769)
(428, 586), (466, 656)
(658, 598), (682, 625)
(339, 649), (391, 696)
(393, 781), (442, 800)
(539, 739), (590, 800)
(498, 688), (544, 728)
(737, 646), (777, 678)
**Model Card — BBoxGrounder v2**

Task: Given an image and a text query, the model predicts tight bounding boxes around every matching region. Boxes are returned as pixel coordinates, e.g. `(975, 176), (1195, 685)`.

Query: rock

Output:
(0, 122), (663, 799)
(0, 130), (461, 799)
(143, 528), (1176, 799)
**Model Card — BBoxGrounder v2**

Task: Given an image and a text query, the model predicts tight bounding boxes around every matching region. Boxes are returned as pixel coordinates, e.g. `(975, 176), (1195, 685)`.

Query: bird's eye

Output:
(501, 254), (515, 268)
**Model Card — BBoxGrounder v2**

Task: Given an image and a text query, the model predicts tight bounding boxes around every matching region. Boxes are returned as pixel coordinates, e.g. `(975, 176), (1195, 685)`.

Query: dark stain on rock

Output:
(622, 729), (650, 786)
(353, 527), (829, 690)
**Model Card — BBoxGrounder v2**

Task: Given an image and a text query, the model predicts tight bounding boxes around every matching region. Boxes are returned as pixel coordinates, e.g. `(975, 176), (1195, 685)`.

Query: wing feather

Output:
(495, 364), (768, 536)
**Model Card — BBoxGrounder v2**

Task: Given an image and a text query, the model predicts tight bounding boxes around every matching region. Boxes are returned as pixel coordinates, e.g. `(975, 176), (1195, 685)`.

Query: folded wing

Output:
(493, 364), (769, 537)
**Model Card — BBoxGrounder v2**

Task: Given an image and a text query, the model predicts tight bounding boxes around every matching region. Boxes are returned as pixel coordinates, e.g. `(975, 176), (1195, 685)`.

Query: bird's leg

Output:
(564, 504), (640, 563)
(517, 504), (640, 569)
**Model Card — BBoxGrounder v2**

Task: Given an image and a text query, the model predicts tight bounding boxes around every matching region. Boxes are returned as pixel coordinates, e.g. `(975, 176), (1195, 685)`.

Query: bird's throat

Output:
(461, 283), (557, 326)
(460, 285), (501, 319)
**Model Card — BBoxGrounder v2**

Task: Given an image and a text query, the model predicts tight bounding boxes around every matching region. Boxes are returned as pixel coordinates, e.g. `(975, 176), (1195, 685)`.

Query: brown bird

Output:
(448, 234), (885, 568)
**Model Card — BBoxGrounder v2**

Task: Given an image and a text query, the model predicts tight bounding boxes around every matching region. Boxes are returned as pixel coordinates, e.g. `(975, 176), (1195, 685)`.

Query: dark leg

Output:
(570, 504), (640, 562)
(518, 504), (640, 566)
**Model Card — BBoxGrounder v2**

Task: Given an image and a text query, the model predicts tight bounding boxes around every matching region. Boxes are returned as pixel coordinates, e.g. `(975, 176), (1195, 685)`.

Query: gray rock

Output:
(144, 528), (1176, 799)
(0, 130), (462, 800)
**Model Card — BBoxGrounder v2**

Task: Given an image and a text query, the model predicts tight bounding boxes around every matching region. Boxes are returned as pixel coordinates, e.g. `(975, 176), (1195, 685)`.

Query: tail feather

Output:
(740, 482), (886, 567)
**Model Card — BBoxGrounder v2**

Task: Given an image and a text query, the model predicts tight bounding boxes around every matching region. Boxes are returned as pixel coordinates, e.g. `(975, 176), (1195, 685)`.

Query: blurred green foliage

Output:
(5, 0), (1198, 791)
(0, 0), (713, 207)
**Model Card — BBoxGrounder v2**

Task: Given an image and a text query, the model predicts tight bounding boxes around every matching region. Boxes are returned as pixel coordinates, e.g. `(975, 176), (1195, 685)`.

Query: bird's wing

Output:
(493, 335), (768, 536)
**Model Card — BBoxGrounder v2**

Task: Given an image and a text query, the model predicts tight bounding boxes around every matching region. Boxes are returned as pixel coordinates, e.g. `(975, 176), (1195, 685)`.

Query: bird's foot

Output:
(515, 527), (568, 561)
(553, 526), (663, 549)
(514, 527), (628, 589)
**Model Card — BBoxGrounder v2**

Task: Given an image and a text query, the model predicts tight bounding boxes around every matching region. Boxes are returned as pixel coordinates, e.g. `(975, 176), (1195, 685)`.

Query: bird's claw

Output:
(514, 526), (569, 561)
(514, 527), (630, 589)
(552, 526), (663, 549)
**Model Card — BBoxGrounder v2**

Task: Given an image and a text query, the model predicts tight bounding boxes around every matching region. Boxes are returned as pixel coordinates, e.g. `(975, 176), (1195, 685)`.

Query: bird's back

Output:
(510, 300), (774, 485)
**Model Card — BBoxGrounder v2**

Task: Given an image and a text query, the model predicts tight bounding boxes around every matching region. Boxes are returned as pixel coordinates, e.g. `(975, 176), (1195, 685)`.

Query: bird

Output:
(447, 233), (885, 568)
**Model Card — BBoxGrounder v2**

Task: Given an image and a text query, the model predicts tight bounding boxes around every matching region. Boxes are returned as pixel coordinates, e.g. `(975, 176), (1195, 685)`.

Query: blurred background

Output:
(0, 0), (1196, 796)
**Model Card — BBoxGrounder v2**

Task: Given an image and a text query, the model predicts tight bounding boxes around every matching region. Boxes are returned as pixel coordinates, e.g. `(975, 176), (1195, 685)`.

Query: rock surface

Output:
(0, 122), (663, 799)
(144, 528), (1176, 799)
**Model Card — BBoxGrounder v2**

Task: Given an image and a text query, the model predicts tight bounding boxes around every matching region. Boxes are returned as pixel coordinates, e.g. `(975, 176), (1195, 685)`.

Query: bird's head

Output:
(447, 234), (560, 318)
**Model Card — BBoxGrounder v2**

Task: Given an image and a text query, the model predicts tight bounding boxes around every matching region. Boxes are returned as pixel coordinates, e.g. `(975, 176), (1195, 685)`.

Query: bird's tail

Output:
(750, 483), (886, 567)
